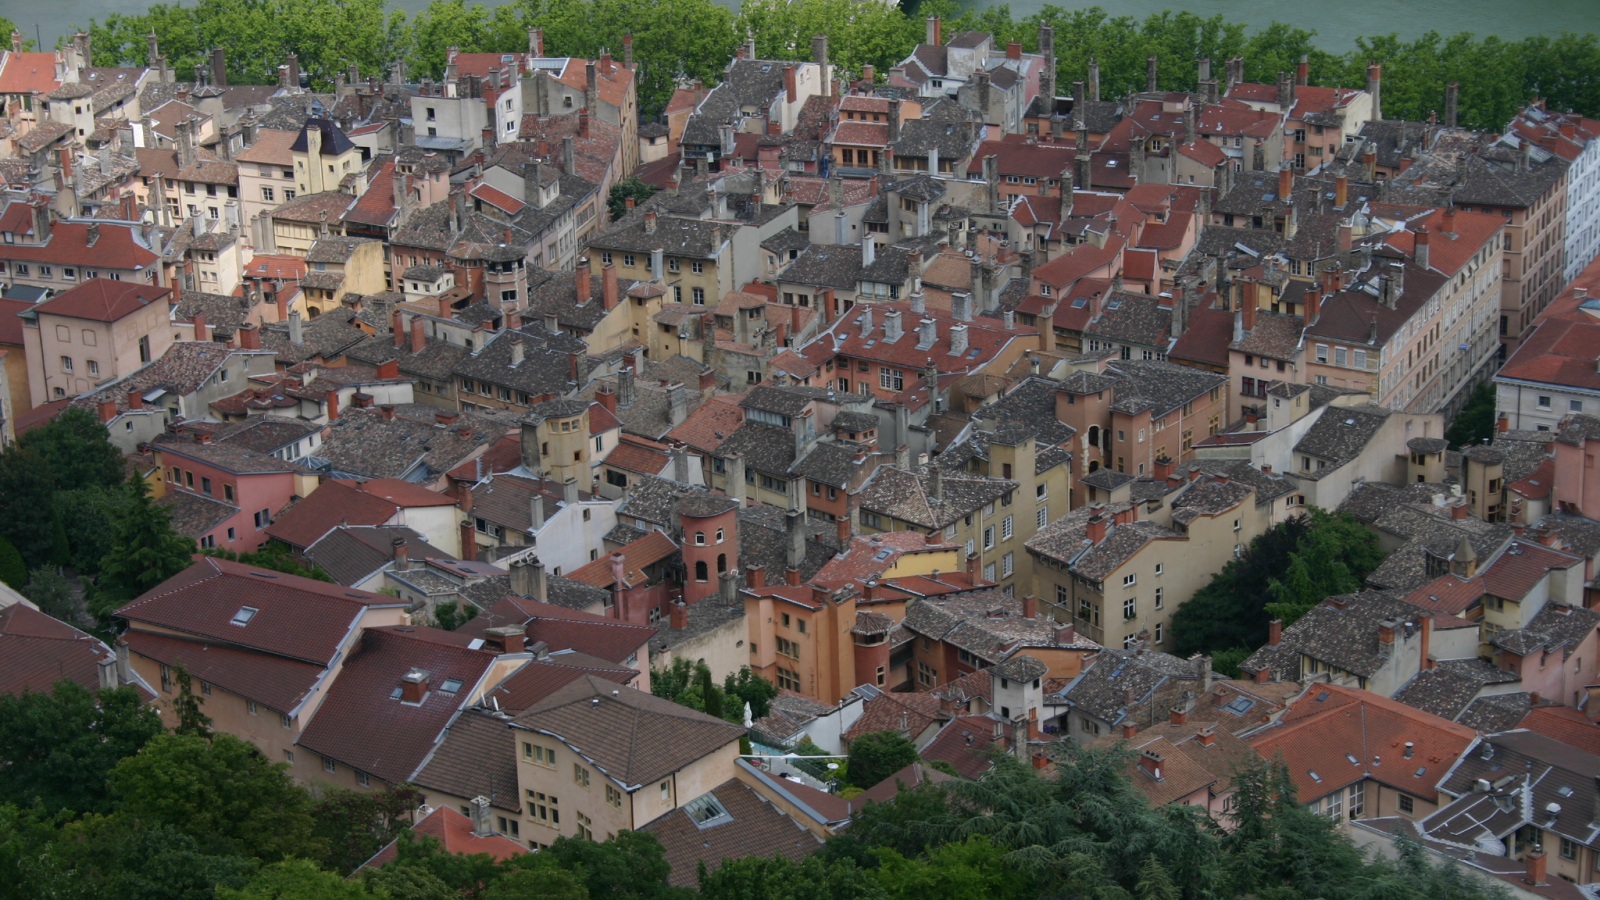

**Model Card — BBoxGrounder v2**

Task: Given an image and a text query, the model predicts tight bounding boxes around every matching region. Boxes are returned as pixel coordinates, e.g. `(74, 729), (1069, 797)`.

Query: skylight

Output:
(440, 678), (464, 694)
(230, 606), (259, 626)
(683, 793), (734, 829)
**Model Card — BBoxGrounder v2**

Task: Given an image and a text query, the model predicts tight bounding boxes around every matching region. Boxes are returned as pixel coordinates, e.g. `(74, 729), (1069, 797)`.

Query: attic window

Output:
(1345, 753), (1360, 765)
(1072, 298), (1087, 308)
(230, 606), (259, 626)
(761, 65), (772, 72)
(1315, 691), (1330, 702)
(1107, 300), (1121, 309)
(874, 548), (893, 561)
(1559, 785), (1575, 797)
(1308, 770), (1322, 783)
(683, 793), (733, 828)
(1222, 696), (1256, 715)
(440, 678), (464, 693)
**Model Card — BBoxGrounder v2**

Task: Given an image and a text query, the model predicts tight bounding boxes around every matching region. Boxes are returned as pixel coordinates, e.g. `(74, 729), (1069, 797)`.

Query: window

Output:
(1573, 400), (1585, 412)
(623, 254), (636, 267)
(574, 764), (591, 788)
(1315, 344), (1329, 363)
(1124, 597), (1136, 620)
(1347, 782), (1365, 819)
(694, 531), (706, 545)
(691, 261), (704, 274)
(605, 784), (623, 808)
(323, 756), (337, 774)
(1123, 573), (1137, 587)
(1562, 837), (1578, 860)
(60, 356), (73, 373)
(983, 562), (996, 581)
(1538, 395), (1553, 410)
(983, 526), (995, 549)
(575, 811), (594, 840)
(1154, 623), (1163, 643)
(692, 287), (705, 304)
(776, 637), (801, 659)
(1002, 552), (1014, 577)
(160, 665), (173, 692)
(917, 661), (938, 686)
(1397, 793), (1414, 816)
(87, 360), (99, 376)
(261, 186), (275, 202)
(777, 667), (800, 690)
(138, 336), (151, 363)
(280, 713), (292, 729)
(527, 790), (559, 824)
(879, 367), (903, 390)
(660, 781), (671, 802)
(1037, 507), (1048, 528)
(1001, 515), (1013, 540)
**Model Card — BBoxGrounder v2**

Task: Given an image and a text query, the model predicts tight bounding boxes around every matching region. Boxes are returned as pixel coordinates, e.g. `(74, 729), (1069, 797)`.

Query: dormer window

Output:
(230, 606), (259, 626)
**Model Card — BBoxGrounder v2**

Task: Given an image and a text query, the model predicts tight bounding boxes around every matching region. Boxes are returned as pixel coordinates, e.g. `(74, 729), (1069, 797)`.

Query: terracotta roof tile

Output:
(642, 778), (823, 887)
(360, 806), (526, 870)
(33, 278), (168, 322)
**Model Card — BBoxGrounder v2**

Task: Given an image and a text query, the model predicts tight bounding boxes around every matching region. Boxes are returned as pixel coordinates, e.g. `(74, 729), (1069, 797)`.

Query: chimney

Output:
(1170, 707), (1187, 726)
(812, 35), (830, 96)
(1296, 54), (1309, 87)
(1366, 63), (1382, 122)
(1022, 594), (1037, 619)
(1145, 55), (1159, 93)
(400, 668), (430, 703)
(470, 795), (493, 837)
(210, 46), (227, 86)
(948, 324), (968, 358)
(1088, 57), (1101, 100)
(1122, 722), (1138, 739)
(391, 536), (410, 571)
(927, 16), (941, 45)
(288, 310), (304, 345)
(1278, 166), (1293, 200)
(1086, 514), (1107, 544)
(1377, 619), (1396, 656)
(191, 312), (208, 343)
(1056, 623), (1075, 644)
(1254, 666), (1271, 683)
(602, 262), (619, 311)
(669, 600), (687, 629)
(411, 315), (426, 354)
(1335, 175), (1349, 208)
(951, 291), (973, 322)
(786, 509), (805, 569)
(1138, 749), (1163, 780)
(1007, 41), (1022, 61)
(1269, 618), (1282, 646)
(325, 390), (340, 422)
(576, 258), (592, 304)
(97, 653), (118, 691)
(562, 477), (578, 505)
(1525, 847), (1547, 886)
(1415, 226), (1431, 271)
(784, 65), (798, 103)
(1445, 81), (1459, 128)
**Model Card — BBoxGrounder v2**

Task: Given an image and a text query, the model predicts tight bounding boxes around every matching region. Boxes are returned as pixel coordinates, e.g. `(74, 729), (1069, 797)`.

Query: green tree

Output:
(1446, 382), (1497, 449)
(542, 831), (681, 900)
(650, 658), (728, 720)
(34, 816), (256, 900)
(872, 835), (1032, 900)
(219, 858), (370, 900)
(483, 860), (590, 900)
(699, 854), (887, 900)
(19, 407), (126, 492)
(91, 477), (198, 622)
(109, 733), (319, 862)
(202, 545), (335, 581)
(1169, 514), (1308, 656)
(0, 442), (58, 569)
(0, 534), (25, 590)
(846, 731), (918, 790)
(607, 178), (658, 222)
(169, 662), (213, 738)
(360, 864), (458, 900)
(0, 681), (165, 814)
(0, 18), (32, 50)
(56, 486), (133, 574)
(1266, 509), (1385, 626)
(431, 600), (476, 631)
(381, 830), (504, 894)
(310, 783), (425, 875)
(723, 666), (777, 720)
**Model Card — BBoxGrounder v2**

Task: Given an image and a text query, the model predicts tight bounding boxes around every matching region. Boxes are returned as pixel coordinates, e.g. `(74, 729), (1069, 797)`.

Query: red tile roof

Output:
(242, 254), (309, 282)
(814, 532), (960, 586)
(833, 121), (889, 147)
(462, 596), (657, 666)
(1032, 237), (1122, 289)
(0, 201), (35, 236)
(1508, 458), (1555, 501)
(919, 714), (1004, 779)
(1249, 683), (1476, 802)
(33, 279), (169, 322)
(265, 478), (451, 549)
(1382, 207), (1504, 277)
(566, 530), (679, 588)
(1167, 304), (1233, 367)
(360, 806), (527, 871)
(125, 628), (326, 713)
(666, 393), (746, 454)
(1495, 251), (1600, 392)
(482, 655), (636, 713)
(0, 604), (125, 699)
(605, 438), (670, 476)
(4, 222), (160, 271)
(965, 140), (1075, 180)
(117, 556), (402, 667)
(1480, 540), (1583, 601)
(297, 626), (497, 784)
(1518, 705), (1600, 755)
(1400, 574), (1487, 617)
(0, 297), (30, 346)
(844, 691), (946, 745)
(469, 182), (526, 216)
(0, 53), (61, 96)
(343, 156), (397, 227)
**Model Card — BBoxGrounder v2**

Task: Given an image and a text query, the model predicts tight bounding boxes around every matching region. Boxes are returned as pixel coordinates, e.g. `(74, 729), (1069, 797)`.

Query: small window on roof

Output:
(683, 792), (733, 828)
(440, 678), (464, 693)
(231, 606), (259, 626)
(1072, 297), (1087, 308)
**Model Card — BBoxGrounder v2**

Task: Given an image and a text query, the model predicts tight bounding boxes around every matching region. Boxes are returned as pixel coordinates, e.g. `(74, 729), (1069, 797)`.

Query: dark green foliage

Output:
(19, 407), (127, 493)
(0, 442), (59, 569)
(608, 178), (659, 221)
(309, 783), (425, 875)
(481, 862), (590, 900)
(200, 544), (334, 581)
(651, 657), (731, 722)
(724, 666), (778, 720)
(0, 534), (25, 590)
(0, 681), (165, 814)
(431, 600), (476, 631)
(35, 818), (256, 900)
(109, 733), (318, 863)
(1171, 508), (1381, 654)
(91, 478), (200, 622)
(700, 855), (889, 900)
(1446, 383), (1497, 450)
(846, 732), (918, 790)
(358, 865), (458, 900)
(541, 830), (683, 900)
(56, 486), (133, 574)
(20, 563), (72, 621)
(219, 858), (369, 899)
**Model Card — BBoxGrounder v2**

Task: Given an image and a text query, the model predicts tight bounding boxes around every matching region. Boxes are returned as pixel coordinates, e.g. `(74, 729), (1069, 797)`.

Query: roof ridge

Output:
(117, 556), (226, 612)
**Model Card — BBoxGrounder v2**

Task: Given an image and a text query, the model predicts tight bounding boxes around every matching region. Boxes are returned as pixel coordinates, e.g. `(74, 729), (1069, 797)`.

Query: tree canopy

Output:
(67, 0), (1600, 122)
(90, 477), (200, 623)
(846, 732), (919, 790)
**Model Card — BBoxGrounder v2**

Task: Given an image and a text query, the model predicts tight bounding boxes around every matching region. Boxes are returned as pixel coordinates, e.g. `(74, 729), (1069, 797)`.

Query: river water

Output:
(12, 0), (1600, 59)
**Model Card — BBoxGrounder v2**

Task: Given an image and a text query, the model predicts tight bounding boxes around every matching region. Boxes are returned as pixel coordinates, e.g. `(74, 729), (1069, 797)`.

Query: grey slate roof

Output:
(857, 464), (1015, 530)
(1057, 648), (1203, 726)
